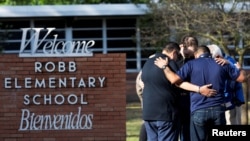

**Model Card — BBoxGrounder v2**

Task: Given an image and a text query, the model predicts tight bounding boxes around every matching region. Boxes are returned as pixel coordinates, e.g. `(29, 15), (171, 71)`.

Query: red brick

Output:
(0, 53), (126, 141)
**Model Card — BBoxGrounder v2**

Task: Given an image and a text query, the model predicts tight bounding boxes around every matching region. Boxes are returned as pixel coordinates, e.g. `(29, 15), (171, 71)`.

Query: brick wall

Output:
(0, 53), (126, 141)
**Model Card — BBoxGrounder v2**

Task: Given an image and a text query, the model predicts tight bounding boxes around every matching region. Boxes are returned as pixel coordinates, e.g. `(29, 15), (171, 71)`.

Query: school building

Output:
(0, 5), (249, 140)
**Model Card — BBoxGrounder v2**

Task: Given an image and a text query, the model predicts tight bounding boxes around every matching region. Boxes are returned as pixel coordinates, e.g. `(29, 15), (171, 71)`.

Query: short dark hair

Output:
(196, 45), (211, 54)
(162, 42), (180, 53)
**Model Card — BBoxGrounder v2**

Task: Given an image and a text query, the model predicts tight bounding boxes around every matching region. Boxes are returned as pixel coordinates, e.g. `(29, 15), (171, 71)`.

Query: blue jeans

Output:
(190, 105), (226, 141)
(144, 120), (179, 141)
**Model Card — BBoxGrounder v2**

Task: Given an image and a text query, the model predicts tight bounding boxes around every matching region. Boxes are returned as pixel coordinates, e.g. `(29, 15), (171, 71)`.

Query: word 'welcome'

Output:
(19, 28), (94, 57)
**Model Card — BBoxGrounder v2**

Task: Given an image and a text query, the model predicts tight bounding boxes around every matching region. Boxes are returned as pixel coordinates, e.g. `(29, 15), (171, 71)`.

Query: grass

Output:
(126, 101), (250, 141)
(126, 102), (143, 141)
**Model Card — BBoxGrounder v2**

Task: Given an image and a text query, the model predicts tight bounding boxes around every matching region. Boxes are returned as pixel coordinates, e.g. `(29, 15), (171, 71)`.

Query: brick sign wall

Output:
(0, 53), (126, 141)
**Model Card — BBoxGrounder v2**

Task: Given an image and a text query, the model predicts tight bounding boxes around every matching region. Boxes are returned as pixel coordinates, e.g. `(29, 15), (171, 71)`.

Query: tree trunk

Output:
(241, 82), (249, 125)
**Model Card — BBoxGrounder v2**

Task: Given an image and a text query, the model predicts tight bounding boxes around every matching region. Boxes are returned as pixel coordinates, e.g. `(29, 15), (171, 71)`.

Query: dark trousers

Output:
(144, 120), (179, 141)
(179, 117), (190, 141)
(139, 122), (147, 141)
(179, 95), (191, 141)
(190, 105), (226, 141)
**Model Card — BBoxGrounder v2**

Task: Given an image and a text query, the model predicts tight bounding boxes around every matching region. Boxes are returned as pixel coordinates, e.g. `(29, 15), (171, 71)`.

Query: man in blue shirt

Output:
(154, 45), (247, 141)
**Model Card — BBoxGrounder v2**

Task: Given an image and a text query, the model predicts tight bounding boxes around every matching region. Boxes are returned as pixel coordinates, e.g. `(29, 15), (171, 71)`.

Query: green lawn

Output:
(126, 101), (250, 141)
(126, 102), (142, 141)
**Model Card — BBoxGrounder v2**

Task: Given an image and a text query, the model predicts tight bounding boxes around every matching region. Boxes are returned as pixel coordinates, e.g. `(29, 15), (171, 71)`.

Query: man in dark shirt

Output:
(154, 45), (247, 141)
(141, 42), (181, 141)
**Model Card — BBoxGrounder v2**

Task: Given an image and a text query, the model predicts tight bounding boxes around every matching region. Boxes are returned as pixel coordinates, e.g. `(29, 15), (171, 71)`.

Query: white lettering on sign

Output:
(19, 107), (93, 131)
(23, 94), (88, 105)
(4, 76), (105, 88)
(34, 61), (76, 72)
(2, 56), (108, 131)
(19, 28), (94, 57)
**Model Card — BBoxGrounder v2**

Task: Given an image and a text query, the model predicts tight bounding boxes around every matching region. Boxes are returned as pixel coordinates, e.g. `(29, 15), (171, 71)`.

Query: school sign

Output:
(0, 28), (126, 140)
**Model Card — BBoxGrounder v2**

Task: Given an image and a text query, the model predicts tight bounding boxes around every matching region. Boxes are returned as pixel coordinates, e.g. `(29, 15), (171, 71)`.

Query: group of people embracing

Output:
(136, 35), (246, 141)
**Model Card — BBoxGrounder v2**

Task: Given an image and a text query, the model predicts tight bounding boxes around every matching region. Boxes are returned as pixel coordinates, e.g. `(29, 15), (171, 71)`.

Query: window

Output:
(0, 20), (30, 51)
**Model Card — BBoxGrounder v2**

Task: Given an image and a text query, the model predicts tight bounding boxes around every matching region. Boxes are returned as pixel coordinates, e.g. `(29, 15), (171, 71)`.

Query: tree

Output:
(139, 0), (250, 124)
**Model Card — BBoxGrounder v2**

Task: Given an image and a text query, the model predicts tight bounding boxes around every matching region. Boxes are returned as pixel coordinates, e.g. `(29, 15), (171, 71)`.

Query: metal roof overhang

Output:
(0, 4), (148, 18)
